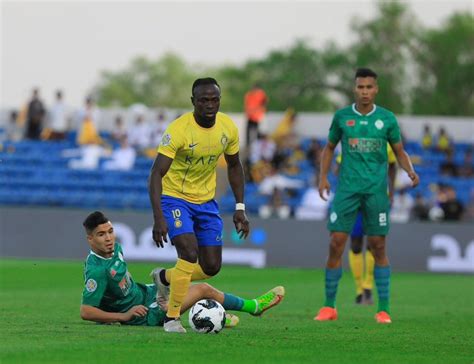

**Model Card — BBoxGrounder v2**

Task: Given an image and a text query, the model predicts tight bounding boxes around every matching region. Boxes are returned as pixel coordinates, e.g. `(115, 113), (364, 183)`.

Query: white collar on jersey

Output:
(89, 250), (113, 260)
(352, 103), (377, 117)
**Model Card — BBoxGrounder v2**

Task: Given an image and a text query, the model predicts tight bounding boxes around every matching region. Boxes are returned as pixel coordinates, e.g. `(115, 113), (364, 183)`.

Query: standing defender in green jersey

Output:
(314, 68), (419, 324)
(80, 211), (284, 327)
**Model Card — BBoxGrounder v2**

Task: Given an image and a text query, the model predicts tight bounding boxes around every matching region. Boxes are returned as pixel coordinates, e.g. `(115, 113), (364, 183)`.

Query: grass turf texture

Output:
(1, 259), (473, 364)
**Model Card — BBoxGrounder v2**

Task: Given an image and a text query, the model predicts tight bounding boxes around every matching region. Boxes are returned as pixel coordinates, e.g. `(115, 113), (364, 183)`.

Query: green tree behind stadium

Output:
(411, 12), (474, 116)
(94, 2), (473, 116)
(95, 53), (197, 108)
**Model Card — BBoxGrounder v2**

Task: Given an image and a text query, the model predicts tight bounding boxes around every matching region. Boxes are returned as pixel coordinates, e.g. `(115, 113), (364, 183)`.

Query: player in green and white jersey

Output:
(314, 68), (419, 324)
(80, 211), (284, 327)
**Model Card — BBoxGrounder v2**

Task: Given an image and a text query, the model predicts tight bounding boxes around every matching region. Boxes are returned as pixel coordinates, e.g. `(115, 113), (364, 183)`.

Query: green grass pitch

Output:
(1, 259), (473, 364)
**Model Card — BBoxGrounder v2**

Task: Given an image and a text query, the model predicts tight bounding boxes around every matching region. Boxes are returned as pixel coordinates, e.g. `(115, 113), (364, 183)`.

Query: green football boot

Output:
(251, 286), (285, 316)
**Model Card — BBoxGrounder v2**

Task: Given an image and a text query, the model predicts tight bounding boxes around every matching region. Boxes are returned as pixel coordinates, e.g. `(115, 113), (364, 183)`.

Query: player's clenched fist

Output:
(233, 210), (250, 239)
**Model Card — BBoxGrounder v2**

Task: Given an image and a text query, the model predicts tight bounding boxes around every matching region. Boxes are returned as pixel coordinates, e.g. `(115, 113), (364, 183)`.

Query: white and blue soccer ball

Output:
(188, 299), (226, 334)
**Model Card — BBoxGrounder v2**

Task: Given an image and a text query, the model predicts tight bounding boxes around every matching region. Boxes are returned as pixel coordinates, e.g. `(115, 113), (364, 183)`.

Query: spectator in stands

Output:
(436, 127), (452, 154)
(458, 148), (474, 178)
(271, 129), (301, 172)
(25, 88), (46, 140)
(128, 114), (150, 152)
(295, 176), (330, 220)
(306, 138), (322, 169)
(421, 124), (433, 149)
(249, 159), (273, 184)
(77, 96), (100, 128)
(271, 145), (289, 171)
(65, 111), (107, 170)
(258, 165), (304, 219)
(439, 150), (459, 177)
(271, 108), (296, 147)
(65, 143), (106, 170)
(278, 144), (305, 176)
(77, 106), (103, 146)
(391, 188), (415, 223)
(47, 90), (69, 141)
(258, 165), (304, 196)
(103, 136), (136, 171)
(258, 187), (291, 219)
(5, 110), (21, 142)
(111, 115), (127, 144)
(426, 183), (449, 221)
(244, 84), (268, 147)
(246, 132), (275, 183)
(249, 133), (276, 165)
(268, 109), (305, 176)
(149, 110), (169, 148)
(439, 186), (464, 221)
(16, 98), (28, 132)
(411, 193), (430, 221)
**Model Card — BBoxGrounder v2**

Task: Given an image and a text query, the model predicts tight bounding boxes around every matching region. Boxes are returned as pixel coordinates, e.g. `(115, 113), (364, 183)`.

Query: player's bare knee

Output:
(178, 249), (199, 263)
(368, 237), (386, 258)
(329, 235), (346, 256)
(329, 242), (344, 259)
(195, 283), (212, 296)
(201, 263), (221, 277)
(201, 283), (217, 297)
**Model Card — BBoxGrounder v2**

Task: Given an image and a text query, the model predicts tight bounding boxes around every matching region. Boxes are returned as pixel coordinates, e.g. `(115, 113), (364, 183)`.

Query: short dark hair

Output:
(355, 68), (378, 79)
(192, 78), (220, 96)
(83, 211), (109, 234)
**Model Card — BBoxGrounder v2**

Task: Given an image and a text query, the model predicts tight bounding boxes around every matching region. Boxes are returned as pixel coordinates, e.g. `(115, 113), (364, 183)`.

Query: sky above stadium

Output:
(1, 0), (472, 109)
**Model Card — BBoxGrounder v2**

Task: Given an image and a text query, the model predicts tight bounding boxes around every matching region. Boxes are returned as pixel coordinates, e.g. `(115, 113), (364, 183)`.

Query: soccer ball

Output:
(188, 299), (226, 334)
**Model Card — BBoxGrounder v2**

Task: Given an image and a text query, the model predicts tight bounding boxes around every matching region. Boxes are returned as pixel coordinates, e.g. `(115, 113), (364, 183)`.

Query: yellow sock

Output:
(167, 259), (196, 318)
(191, 264), (212, 281)
(164, 263), (211, 283)
(165, 268), (172, 284)
(363, 250), (375, 290)
(349, 251), (364, 295)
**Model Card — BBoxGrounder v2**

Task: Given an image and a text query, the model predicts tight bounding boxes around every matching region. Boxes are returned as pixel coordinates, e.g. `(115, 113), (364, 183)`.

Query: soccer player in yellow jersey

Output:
(149, 78), (282, 333)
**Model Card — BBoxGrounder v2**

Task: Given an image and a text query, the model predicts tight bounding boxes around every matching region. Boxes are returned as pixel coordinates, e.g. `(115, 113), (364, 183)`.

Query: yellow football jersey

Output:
(158, 112), (240, 204)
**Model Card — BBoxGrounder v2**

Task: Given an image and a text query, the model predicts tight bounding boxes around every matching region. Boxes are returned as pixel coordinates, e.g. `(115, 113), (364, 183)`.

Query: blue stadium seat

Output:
(1, 138), (472, 213)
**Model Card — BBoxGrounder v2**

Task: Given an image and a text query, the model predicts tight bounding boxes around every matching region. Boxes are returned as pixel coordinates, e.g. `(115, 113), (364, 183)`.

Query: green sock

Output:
(241, 299), (257, 314)
(223, 293), (257, 314)
(374, 265), (391, 314)
(324, 267), (343, 308)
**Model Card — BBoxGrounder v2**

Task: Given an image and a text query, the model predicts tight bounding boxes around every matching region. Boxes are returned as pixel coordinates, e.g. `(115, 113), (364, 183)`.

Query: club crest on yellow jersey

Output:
(161, 133), (171, 146)
(221, 133), (228, 148)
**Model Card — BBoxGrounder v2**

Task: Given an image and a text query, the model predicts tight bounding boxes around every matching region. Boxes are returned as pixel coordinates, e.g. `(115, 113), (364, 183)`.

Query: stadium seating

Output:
(0, 135), (472, 214)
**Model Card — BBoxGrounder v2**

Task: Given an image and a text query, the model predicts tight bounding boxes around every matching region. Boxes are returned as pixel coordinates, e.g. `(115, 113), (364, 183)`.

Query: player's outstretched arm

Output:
(80, 304), (148, 324)
(225, 152), (250, 239)
(148, 153), (173, 247)
(390, 142), (420, 188)
(319, 142), (336, 201)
